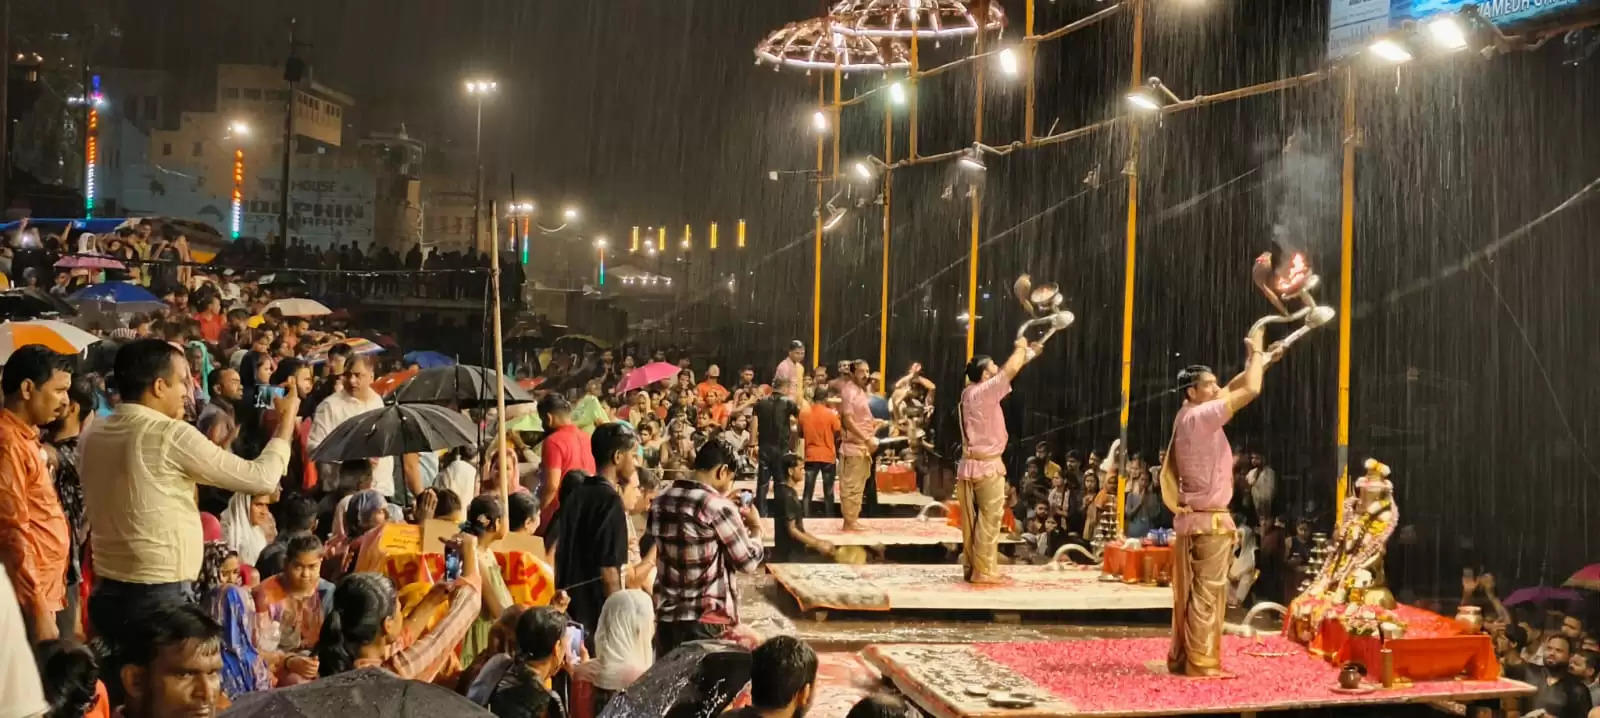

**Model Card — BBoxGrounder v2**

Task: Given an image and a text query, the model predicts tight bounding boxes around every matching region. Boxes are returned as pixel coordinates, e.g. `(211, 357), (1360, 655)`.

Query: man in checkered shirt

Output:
(648, 437), (765, 656)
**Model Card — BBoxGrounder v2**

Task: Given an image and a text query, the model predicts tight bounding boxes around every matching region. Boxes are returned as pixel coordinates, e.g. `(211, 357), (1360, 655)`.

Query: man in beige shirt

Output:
(80, 339), (299, 653)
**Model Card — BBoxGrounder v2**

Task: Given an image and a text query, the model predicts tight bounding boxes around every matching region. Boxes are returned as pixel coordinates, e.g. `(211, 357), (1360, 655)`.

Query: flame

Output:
(1275, 252), (1311, 295)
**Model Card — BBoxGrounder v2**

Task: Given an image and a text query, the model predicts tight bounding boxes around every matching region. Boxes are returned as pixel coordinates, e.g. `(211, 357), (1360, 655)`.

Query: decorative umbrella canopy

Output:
(222, 668), (492, 717)
(0, 320), (101, 363)
(394, 365), (534, 407)
(755, 17), (911, 72)
(266, 297), (333, 317)
(0, 288), (77, 320)
(308, 403), (479, 462)
(829, 0), (1006, 38)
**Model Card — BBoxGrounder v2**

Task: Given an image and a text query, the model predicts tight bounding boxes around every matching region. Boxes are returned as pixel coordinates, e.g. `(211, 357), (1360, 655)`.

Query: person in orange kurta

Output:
(0, 345), (74, 642)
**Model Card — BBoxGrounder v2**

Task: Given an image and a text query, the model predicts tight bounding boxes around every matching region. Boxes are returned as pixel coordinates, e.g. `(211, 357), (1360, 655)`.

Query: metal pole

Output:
(879, 98), (892, 392)
(489, 198), (509, 519)
(812, 75), (825, 369)
(1116, 0), (1145, 538)
(1335, 67), (1357, 526)
(0, 0), (8, 210)
(277, 19), (296, 260)
(474, 97), (484, 255)
(966, 0), (988, 361)
(909, 15), (919, 160)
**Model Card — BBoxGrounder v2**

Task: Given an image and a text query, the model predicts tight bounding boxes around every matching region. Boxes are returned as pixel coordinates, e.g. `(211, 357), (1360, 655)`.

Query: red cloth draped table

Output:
(1303, 604), (1499, 681)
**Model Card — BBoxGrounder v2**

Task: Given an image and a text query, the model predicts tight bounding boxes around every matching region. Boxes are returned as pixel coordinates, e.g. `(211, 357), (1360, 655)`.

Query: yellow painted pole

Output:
(832, 66), (842, 181)
(813, 74), (825, 368)
(880, 96), (892, 392)
(966, 0), (988, 361)
(1335, 67), (1357, 526)
(1024, 0), (1036, 142)
(909, 15), (919, 160)
(1116, 0), (1145, 538)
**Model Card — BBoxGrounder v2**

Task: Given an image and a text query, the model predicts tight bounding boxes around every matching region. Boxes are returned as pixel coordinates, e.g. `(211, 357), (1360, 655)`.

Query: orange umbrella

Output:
(373, 366), (420, 396)
(0, 320), (101, 363)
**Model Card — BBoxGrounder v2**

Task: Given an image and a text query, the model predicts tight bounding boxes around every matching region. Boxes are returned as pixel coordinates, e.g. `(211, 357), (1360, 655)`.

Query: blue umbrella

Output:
(69, 282), (162, 304)
(402, 350), (456, 369)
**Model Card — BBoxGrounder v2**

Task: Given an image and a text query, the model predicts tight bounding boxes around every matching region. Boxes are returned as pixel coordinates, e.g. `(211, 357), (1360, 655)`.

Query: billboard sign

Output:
(1329, 0), (1595, 58)
(246, 168), (376, 248)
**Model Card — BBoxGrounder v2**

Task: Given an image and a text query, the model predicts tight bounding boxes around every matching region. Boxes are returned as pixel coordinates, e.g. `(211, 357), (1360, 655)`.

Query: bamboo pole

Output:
(1024, 0), (1036, 142)
(880, 98), (893, 392)
(813, 74), (825, 369)
(1335, 67), (1357, 526)
(489, 200), (509, 517)
(1116, 0), (1146, 538)
(967, 0), (989, 361)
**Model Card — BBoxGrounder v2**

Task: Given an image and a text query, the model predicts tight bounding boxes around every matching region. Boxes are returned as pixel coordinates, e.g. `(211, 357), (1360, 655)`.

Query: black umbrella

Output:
(309, 403), (478, 462)
(258, 272), (308, 288)
(222, 668), (492, 717)
(393, 365), (534, 408)
(0, 288), (77, 320)
(601, 640), (751, 718)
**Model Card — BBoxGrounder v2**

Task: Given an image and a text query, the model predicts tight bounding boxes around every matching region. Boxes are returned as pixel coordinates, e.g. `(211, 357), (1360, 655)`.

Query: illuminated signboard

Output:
(1329, 0), (1594, 58)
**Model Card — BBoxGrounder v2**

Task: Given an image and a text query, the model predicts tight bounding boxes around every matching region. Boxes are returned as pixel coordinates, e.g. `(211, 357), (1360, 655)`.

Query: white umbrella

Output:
(265, 297), (332, 317)
(0, 320), (101, 363)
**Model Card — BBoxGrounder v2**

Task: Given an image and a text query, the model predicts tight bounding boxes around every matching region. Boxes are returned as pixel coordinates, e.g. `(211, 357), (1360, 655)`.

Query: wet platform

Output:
(766, 563), (1172, 621)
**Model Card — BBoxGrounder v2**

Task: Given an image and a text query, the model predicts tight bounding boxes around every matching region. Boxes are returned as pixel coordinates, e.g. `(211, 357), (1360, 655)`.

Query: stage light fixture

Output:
(1125, 77), (1181, 113)
(997, 47), (1020, 77)
(1369, 37), (1414, 63)
(888, 81), (907, 105)
(1427, 16), (1469, 51)
(957, 147), (986, 172)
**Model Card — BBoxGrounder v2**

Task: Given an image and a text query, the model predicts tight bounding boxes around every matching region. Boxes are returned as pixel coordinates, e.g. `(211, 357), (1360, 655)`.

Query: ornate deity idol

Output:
(1288, 459), (1402, 644)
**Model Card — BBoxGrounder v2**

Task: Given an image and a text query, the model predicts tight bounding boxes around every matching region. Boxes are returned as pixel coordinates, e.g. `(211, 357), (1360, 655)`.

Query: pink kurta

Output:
(1169, 399), (1236, 535)
(957, 375), (1011, 480)
(838, 381), (875, 459)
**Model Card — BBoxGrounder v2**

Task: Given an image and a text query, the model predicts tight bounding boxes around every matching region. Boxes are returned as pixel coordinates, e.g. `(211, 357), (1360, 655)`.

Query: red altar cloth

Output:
(876, 465), (917, 493)
(1306, 604), (1499, 681)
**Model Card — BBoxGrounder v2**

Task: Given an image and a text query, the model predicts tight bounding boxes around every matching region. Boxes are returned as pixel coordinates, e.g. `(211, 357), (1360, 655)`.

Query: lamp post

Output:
(225, 120), (251, 239)
(594, 237), (608, 286)
(464, 79), (498, 255)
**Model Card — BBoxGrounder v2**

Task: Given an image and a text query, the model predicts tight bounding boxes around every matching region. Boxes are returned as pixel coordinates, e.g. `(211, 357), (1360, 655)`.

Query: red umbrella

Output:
(1564, 563), (1600, 591)
(615, 361), (679, 394)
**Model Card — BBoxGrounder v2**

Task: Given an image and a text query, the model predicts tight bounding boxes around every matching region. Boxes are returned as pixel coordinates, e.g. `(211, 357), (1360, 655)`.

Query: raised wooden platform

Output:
(767, 563), (1171, 619)
(733, 479), (935, 510)
(811, 652), (887, 718)
(862, 637), (1533, 718)
(758, 517), (1017, 549)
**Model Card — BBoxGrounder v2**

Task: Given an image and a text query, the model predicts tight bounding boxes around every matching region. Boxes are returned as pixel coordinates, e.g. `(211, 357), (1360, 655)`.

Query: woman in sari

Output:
(457, 496), (515, 668)
(315, 536), (482, 683)
(570, 590), (655, 718)
(253, 533), (334, 686)
(324, 489), (389, 580)
(194, 541), (272, 697)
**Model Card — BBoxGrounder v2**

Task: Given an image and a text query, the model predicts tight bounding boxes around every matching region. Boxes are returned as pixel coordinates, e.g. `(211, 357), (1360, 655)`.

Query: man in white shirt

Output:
(307, 355), (393, 497)
(0, 566), (48, 718)
(80, 339), (298, 657)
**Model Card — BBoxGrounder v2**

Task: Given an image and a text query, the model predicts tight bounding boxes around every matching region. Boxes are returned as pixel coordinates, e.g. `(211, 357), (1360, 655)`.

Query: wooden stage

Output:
(757, 517), (1018, 549)
(733, 479), (936, 510)
(767, 563), (1171, 619)
(810, 652), (887, 718)
(862, 636), (1534, 718)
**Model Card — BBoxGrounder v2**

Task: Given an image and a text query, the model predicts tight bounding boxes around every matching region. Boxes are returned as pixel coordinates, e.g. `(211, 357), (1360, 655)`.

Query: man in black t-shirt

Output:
(751, 378), (801, 516)
(1505, 634), (1593, 718)
(552, 423), (637, 649)
(772, 454), (835, 563)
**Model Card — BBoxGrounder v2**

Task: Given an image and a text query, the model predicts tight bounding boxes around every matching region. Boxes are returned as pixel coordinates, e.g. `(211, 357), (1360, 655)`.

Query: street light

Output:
(1126, 77), (1182, 113)
(888, 80), (907, 106)
(465, 78), (499, 254)
(811, 110), (829, 133)
(594, 236), (608, 286)
(563, 206), (580, 222)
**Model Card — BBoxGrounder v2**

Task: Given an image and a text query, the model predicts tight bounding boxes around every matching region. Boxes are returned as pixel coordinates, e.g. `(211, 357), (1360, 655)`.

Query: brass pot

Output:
(1454, 605), (1483, 634)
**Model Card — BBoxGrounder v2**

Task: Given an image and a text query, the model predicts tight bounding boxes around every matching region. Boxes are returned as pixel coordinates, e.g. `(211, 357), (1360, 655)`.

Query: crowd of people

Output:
(0, 266), (940, 718)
